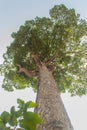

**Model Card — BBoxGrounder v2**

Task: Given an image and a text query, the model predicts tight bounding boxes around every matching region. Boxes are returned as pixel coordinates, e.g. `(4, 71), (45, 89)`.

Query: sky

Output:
(0, 0), (87, 130)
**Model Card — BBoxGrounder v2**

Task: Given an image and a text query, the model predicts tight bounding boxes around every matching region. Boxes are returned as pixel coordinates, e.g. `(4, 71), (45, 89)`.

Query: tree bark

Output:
(17, 54), (74, 130)
(35, 63), (74, 130)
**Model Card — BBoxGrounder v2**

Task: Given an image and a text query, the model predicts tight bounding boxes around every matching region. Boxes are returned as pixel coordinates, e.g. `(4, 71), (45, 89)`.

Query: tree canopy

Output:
(0, 4), (87, 96)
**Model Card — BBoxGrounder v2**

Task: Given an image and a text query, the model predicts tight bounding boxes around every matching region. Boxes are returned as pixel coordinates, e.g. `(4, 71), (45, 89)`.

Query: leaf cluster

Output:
(0, 99), (42, 130)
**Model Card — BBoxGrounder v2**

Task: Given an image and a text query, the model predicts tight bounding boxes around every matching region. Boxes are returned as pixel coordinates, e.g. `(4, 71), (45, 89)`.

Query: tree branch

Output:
(17, 64), (39, 77)
(31, 53), (42, 68)
(46, 55), (57, 65)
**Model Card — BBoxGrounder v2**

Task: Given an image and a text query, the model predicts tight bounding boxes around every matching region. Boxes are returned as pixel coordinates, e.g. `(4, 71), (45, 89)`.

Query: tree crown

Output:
(0, 4), (87, 96)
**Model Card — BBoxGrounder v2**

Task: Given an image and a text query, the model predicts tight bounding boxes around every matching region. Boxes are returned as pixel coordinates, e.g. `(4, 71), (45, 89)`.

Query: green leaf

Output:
(26, 101), (37, 108)
(10, 106), (15, 115)
(9, 115), (17, 126)
(17, 99), (25, 109)
(20, 112), (42, 130)
(0, 111), (10, 124)
(16, 110), (22, 118)
(0, 121), (5, 129)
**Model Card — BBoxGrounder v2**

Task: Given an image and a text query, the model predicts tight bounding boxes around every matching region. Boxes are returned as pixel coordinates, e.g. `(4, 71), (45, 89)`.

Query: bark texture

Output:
(35, 63), (74, 130)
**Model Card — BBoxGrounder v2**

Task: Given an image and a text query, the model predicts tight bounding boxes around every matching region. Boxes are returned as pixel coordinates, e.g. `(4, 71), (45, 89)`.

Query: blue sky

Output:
(0, 0), (87, 130)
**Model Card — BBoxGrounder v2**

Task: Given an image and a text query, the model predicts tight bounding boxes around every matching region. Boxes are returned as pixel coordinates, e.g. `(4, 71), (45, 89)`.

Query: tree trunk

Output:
(35, 63), (74, 130)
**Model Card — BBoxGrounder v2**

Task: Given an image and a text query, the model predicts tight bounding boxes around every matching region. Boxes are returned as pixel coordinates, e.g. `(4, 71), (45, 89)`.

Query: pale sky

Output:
(0, 0), (87, 130)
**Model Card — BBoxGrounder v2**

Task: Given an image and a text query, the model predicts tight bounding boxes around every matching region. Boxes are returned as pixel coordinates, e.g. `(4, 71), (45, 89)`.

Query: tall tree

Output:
(0, 4), (87, 130)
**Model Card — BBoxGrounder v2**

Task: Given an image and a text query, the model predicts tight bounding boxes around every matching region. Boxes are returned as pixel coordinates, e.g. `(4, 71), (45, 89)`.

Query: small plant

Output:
(0, 99), (42, 130)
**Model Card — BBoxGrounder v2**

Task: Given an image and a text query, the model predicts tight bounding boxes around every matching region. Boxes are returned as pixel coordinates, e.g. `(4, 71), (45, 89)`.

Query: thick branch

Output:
(17, 64), (39, 77)
(31, 53), (42, 68)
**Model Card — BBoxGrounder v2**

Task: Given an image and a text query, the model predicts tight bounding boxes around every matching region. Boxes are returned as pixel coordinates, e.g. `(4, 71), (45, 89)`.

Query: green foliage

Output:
(0, 99), (42, 130)
(20, 112), (42, 130)
(0, 4), (87, 96)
